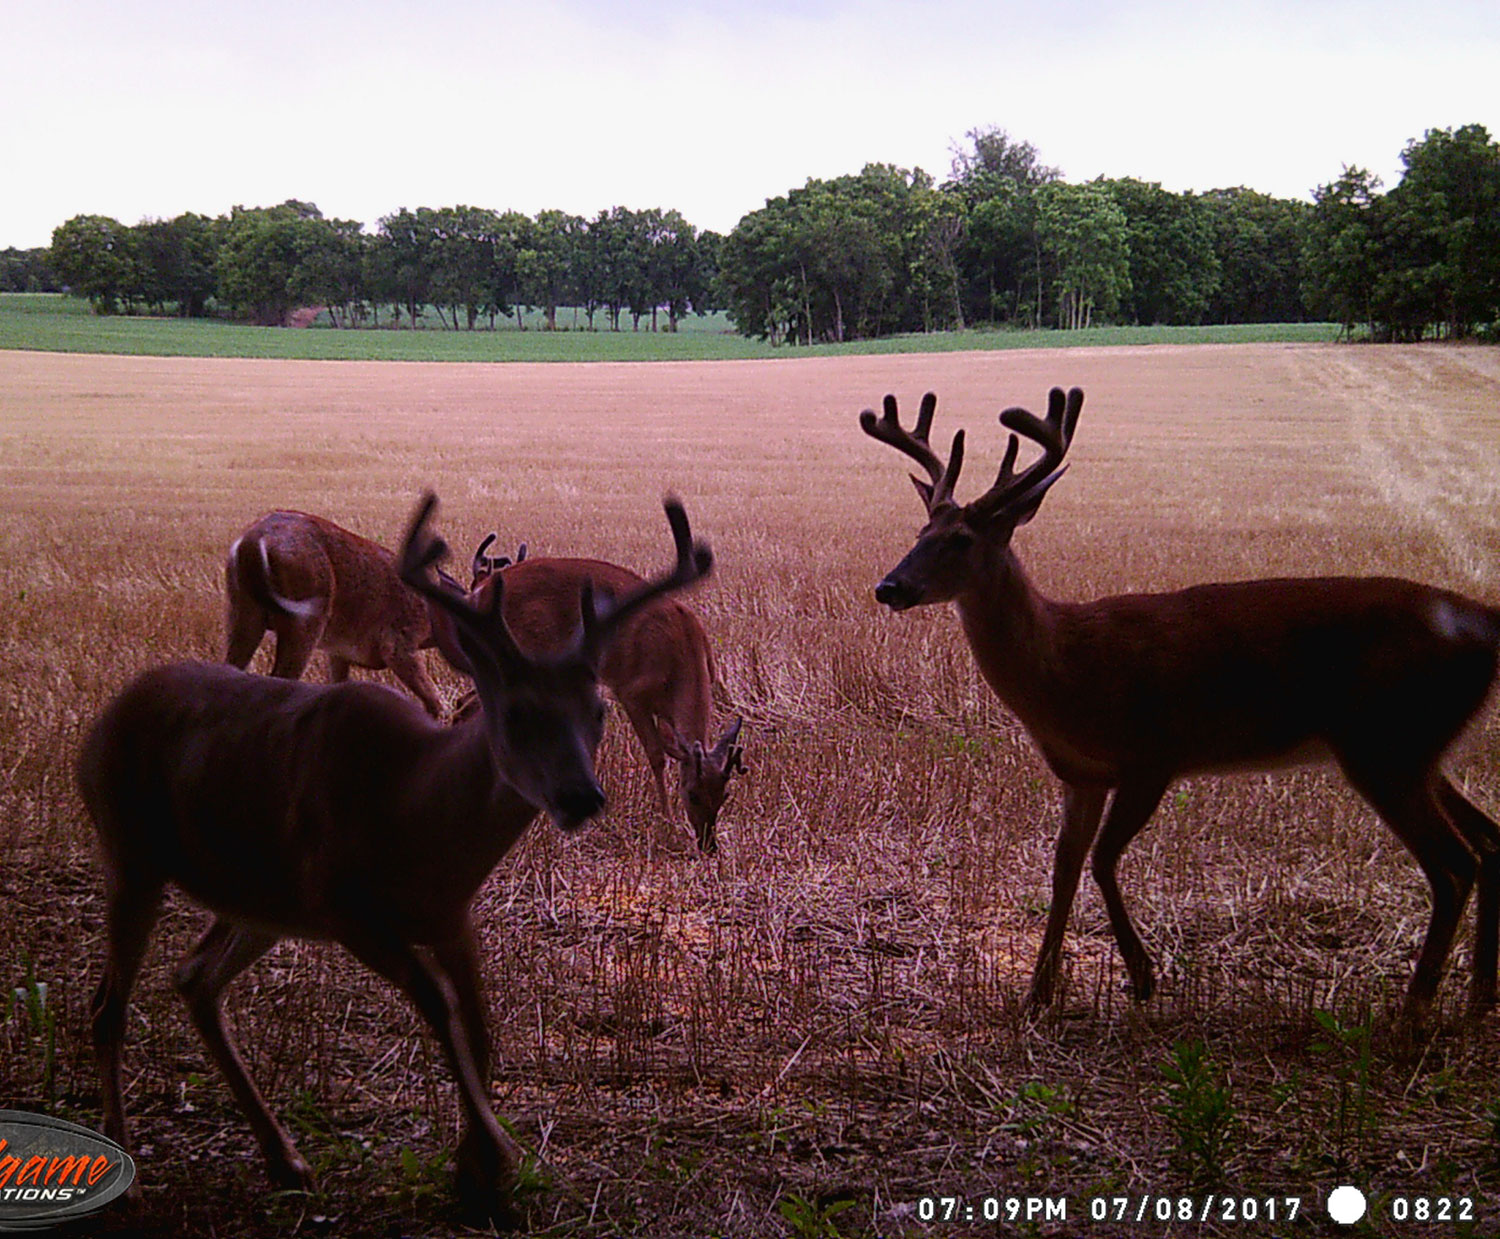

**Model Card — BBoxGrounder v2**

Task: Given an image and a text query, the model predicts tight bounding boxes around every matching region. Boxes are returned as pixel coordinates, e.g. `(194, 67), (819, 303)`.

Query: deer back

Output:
(466, 558), (709, 717)
(231, 511), (435, 665)
(77, 661), (529, 942)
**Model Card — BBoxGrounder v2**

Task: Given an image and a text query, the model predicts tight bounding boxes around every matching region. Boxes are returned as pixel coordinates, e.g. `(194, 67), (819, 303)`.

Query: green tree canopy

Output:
(50, 215), (138, 312)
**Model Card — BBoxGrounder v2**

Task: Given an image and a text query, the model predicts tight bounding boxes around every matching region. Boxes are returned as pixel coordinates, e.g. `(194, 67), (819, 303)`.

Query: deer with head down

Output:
(80, 493), (712, 1223)
(863, 386), (1500, 1028)
(455, 538), (746, 854)
(224, 509), (465, 717)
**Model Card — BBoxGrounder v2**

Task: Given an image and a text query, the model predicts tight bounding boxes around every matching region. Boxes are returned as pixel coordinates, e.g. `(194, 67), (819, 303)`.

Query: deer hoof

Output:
(269, 1152), (315, 1192)
(454, 1130), (522, 1229)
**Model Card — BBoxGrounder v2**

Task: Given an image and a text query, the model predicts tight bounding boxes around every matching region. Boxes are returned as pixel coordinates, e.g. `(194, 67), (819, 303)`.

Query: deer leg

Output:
(1433, 775), (1500, 1011)
(387, 648), (445, 718)
(267, 614), (321, 680)
(91, 868), (165, 1164)
(1027, 783), (1108, 1010)
(173, 920), (310, 1189)
(1089, 777), (1171, 1001)
(224, 598), (266, 670)
(620, 698), (671, 814)
(1341, 759), (1477, 1025)
(428, 928), (491, 1083)
(428, 927), (512, 1214)
(326, 653), (351, 683)
(339, 928), (521, 1223)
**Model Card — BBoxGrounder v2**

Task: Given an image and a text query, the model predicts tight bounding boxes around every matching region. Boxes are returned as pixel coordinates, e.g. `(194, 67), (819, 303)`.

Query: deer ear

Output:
(711, 716), (744, 760)
(909, 474), (934, 508)
(1005, 463), (1069, 528)
(656, 719), (690, 761)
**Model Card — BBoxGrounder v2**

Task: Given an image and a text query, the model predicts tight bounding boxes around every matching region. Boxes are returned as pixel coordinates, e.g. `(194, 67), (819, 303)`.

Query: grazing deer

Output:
(460, 542), (745, 853)
(863, 387), (1500, 1026)
(224, 510), (460, 717)
(79, 493), (712, 1222)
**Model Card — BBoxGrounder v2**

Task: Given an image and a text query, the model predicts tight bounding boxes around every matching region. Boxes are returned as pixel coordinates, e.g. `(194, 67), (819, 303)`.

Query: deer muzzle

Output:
(875, 575), (924, 612)
(551, 780), (607, 832)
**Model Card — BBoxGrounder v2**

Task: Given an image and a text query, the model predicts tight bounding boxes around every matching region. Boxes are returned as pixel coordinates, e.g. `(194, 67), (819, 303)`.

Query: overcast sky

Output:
(5, 0), (1497, 249)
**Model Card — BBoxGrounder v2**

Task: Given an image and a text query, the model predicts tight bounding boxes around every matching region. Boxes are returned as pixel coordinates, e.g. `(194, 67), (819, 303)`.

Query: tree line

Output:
(42, 202), (720, 331)
(15, 123), (1500, 343)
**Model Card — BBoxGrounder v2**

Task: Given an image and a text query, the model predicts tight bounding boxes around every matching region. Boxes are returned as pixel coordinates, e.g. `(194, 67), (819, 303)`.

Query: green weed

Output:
(1159, 1040), (1238, 1187)
(779, 1191), (858, 1239)
(9, 958), (58, 1103)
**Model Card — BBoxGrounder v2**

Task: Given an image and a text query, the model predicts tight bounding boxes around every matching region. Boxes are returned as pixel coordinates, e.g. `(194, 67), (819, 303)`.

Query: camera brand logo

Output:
(0, 1111), (135, 1232)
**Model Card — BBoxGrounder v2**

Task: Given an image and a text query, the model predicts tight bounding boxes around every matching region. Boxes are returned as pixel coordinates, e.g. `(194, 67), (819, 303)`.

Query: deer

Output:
(456, 539), (746, 853)
(79, 492), (713, 1223)
(224, 509), (463, 717)
(862, 386), (1500, 1029)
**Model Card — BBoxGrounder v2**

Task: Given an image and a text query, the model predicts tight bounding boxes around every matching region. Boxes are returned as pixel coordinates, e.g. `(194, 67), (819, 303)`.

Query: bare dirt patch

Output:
(3, 343), (1500, 1236)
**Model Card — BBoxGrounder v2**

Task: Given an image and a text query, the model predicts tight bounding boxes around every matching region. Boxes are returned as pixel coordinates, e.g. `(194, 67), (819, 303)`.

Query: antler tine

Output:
(994, 432), (1021, 488)
(579, 498), (713, 666)
(398, 492), (449, 589)
(859, 393), (942, 482)
(401, 493), (517, 647)
(969, 387), (1085, 522)
(1062, 386), (1084, 442)
(859, 391), (964, 511)
(472, 533), (498, 578)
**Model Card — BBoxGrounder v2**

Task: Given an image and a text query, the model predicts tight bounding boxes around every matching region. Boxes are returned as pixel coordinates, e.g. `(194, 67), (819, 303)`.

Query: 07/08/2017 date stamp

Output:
(915, 1189), (1477, 1227)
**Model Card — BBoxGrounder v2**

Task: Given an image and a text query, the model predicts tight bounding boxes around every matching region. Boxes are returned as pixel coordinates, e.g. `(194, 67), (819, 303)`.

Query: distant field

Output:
(3, 343), (1500, 1237)
(0, 292), (1342, 361)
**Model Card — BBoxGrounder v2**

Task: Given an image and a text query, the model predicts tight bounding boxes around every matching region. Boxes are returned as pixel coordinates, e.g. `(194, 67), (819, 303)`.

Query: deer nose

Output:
(555, 780), (606, 829)
(875, 577), (922, 611)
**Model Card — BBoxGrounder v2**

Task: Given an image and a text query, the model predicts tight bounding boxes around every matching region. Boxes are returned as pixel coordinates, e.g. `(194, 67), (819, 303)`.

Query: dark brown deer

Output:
(863, 387), (1500, 1026)
(459, 545), (745, 853)
(224, 510), (461, 717)
(79, 494), (712, 1222)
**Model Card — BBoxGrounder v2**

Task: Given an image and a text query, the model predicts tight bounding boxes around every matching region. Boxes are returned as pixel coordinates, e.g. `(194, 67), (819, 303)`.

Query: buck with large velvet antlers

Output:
(863, 386), (1500, 1027)
(79, 493), (712, 1224)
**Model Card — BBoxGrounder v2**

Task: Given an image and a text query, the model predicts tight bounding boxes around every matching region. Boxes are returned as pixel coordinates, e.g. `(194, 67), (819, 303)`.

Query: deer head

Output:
(861, 387), (1082, 610)
(658, 715), (746, 853)
(401, 493), (711, 831)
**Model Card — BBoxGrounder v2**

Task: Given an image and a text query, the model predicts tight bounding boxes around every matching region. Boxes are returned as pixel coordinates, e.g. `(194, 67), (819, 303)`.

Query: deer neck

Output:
(954, 547), (1064, 726)
(393, 718), (536, 903)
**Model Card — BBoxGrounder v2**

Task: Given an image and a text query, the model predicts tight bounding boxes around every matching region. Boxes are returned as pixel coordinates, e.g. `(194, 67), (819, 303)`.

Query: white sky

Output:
(4, 0), (1497, 249)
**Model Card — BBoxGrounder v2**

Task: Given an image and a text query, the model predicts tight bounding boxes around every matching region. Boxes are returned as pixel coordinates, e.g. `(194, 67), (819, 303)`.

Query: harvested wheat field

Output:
(4, 343), (1500, 1237)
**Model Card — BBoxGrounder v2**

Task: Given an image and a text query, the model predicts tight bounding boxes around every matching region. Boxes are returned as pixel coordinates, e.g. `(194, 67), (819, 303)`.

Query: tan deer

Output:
(224, 510), (461, 717)
(79, 494), (712, 1223)
(458, 544), (745, 853)
(863, 387), (1500, 1026)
